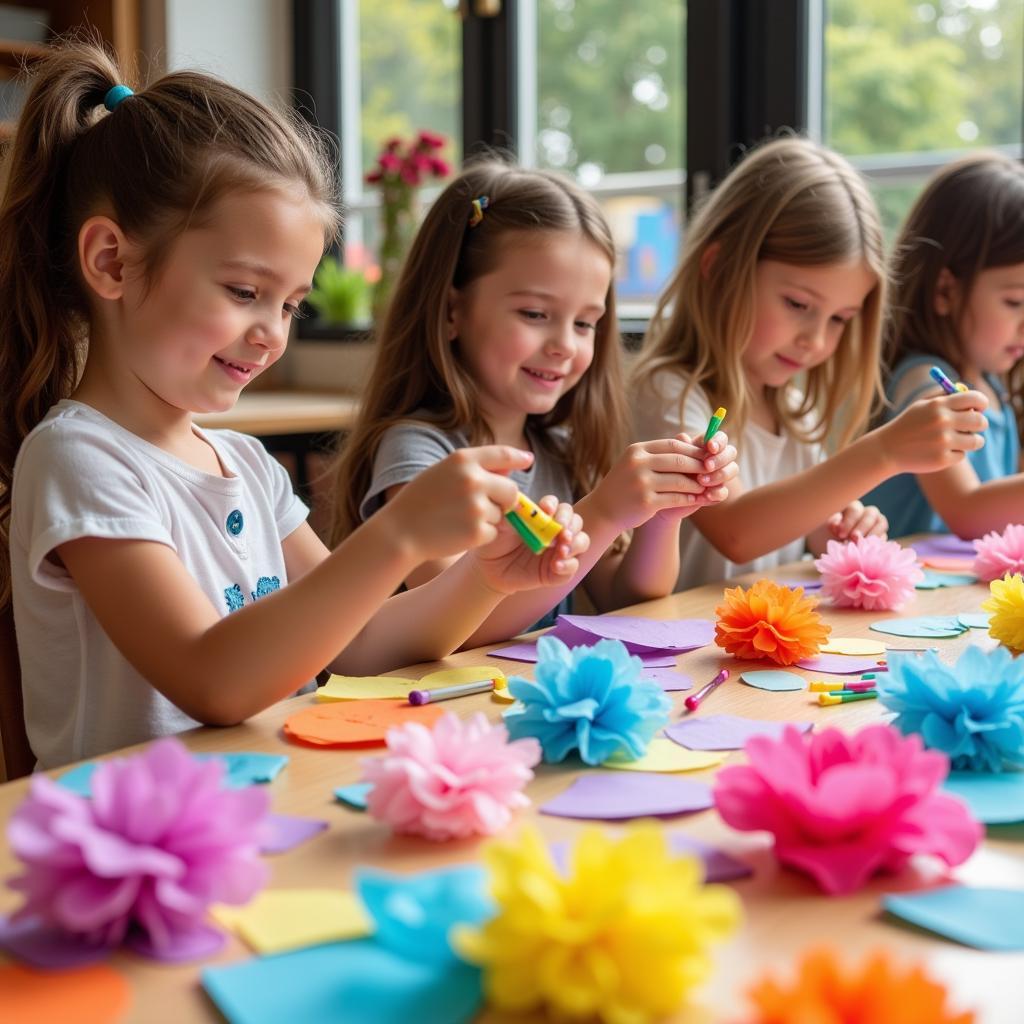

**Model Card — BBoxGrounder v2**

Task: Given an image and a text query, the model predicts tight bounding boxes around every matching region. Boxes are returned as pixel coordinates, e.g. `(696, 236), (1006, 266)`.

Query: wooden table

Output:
(1, 563), (1021, 1023)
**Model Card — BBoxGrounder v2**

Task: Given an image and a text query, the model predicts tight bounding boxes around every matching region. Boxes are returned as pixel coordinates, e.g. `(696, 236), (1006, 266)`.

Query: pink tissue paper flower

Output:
(362, 712), (541, 841)
(814, 536), (924, 610)
(713, 724), (982, 895)
(973, 523), (1024, 582)
(6, 738), (269, 959)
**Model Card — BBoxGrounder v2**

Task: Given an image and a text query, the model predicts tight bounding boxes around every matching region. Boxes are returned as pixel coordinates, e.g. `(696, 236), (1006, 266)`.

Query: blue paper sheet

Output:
(943, 770), (1024, 824)
(334, 782), (373, 810)
(884, 886), (1024, 951)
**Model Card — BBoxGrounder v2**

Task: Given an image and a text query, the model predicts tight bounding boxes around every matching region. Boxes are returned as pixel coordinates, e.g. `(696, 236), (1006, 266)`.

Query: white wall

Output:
(163, 0), (291, 104)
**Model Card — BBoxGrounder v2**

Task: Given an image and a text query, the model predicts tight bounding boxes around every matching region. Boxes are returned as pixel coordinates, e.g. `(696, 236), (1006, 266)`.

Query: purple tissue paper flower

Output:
(6, 738), (269, 958)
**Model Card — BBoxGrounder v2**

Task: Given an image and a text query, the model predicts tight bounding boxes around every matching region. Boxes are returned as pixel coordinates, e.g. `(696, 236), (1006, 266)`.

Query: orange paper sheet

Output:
(283, 698), (445, 747)
(0, 963), (131, 1024)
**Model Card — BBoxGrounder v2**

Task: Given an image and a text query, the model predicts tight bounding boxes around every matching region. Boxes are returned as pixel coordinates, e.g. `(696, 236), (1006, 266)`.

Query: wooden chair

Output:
(0, 603), (33, 780)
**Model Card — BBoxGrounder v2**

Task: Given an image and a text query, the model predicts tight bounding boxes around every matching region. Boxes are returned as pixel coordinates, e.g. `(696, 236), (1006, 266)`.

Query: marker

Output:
(684, 668), (729, 713)
(704, 406), (727, 445)
(510, 493), (562, 547)
(408, 679), (496, 705)
(818, 690), (879, 706)
(929, 365), (966, 396)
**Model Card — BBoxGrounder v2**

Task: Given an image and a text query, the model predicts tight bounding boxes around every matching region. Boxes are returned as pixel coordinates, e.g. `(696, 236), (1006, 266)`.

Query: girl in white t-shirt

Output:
(631, 137), (989, 590)
(0, 42), (589, 768)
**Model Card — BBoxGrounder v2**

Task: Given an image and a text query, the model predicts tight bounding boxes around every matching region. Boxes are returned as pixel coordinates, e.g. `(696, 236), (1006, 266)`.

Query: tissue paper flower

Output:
(742, 946), (975, 1024)
(973, 523), (1024, 582)
(455, 825), (739, 1024)
(361, 712), (541, 841)
(814, 536), (924, 610)
(878, 645), (1024, 772)
(715, 579), (830, 665)
(713, 724), (981, 895)
(6, 738), (269, 958)
(504, 636), (671, 764)
(983, 573), (1024, 653)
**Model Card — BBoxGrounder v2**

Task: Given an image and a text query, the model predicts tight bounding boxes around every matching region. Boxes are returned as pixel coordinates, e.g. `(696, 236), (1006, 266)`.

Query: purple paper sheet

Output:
(557, 614), (714, 653)
(665, 714), (814, 751)
(490, 634), (678, 668)
(548, 832), (752, 883)
(539, 772), (714, 819)
(0, 914), (111, 970)
(908, 535), (976, 558)
(641, 668), (694, 691)
(774, 577), (825, 592)
(796, 654), (885, 674)
(261, 813), (329, 855)
(126, 922), (226, 963)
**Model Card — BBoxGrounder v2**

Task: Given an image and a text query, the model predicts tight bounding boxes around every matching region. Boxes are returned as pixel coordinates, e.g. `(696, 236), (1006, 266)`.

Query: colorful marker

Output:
(818, 690), (879, 706)
(704, 406), (727, 445)
(929, 365), (968, 396)
(684, 668), (729, 713)
(408, 679), (495, 705)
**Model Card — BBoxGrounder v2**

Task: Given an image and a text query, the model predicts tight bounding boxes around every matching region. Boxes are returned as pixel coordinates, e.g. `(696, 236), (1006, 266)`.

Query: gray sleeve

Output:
(359, 421), (461, 521)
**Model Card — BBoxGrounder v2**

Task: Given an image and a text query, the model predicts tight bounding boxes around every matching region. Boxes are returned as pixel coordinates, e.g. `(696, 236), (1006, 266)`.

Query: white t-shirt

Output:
(11, 400), (309, 769)
(632, 371), (823, 591)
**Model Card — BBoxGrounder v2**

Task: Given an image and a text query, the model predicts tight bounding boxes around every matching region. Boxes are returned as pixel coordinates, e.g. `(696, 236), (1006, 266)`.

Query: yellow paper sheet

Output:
(819, 637), (887, 657)
(213, 889), (372, 955)
(603, 738), (726, 773)
(419, 665), (507, 687)
(317, 675), (417, 702)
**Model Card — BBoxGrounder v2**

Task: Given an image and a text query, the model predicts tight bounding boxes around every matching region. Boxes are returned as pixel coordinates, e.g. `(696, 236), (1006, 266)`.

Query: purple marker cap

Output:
(407, 690), (430, 706)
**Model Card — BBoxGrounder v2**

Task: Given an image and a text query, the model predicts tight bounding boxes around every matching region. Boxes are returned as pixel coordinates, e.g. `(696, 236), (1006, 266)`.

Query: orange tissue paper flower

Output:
(715, 579), (830, 666)
(740, 946), (975, 1024)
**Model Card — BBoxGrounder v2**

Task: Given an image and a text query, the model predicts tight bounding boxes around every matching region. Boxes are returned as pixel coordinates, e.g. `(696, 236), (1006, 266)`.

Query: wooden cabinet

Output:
(0, 0), (141, 139)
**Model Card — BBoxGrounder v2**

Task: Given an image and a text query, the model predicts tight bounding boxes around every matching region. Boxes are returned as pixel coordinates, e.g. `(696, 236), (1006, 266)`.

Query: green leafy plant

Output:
(305, 256), (372, 327)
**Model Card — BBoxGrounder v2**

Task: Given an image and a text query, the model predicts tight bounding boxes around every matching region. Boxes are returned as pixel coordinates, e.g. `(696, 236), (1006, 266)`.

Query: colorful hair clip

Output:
(469, 195), (490, 227)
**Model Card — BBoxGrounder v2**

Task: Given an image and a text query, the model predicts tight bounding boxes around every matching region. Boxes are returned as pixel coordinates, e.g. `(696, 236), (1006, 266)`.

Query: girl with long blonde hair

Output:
(632, 137), (986, 589)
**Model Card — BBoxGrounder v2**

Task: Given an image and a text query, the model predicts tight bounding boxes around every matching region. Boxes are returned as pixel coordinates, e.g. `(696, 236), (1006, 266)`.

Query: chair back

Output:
(0, 602), (34, 780)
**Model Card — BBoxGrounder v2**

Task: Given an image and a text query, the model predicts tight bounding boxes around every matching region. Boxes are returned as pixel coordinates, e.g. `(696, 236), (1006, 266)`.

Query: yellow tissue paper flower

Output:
(454, 824), (740, 1024)
(983, 573), (1024, 653)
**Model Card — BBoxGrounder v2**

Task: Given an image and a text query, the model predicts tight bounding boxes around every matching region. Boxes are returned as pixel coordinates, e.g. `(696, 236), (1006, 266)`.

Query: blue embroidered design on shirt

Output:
(224, 584), (245, 612)
(226, 509), (244, 536)
(251, 576), (281, 601)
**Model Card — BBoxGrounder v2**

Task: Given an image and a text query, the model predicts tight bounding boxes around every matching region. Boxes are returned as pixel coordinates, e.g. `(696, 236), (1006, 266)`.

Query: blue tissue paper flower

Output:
(503, 635), (671, 764)
(878, 645), (1024, 772)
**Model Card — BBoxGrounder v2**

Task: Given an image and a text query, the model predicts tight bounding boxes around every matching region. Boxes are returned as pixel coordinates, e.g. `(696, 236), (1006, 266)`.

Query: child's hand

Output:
(692, 430), (739, 509)
(879, 391), (988, 474)
(469, 495), (589, 594)
(385, 446), (528, 561)
(826, 500), (888, 542)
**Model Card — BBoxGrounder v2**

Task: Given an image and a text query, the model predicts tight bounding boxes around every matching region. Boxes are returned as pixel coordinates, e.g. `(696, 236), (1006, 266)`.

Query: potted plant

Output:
(303, 255), (372, 334)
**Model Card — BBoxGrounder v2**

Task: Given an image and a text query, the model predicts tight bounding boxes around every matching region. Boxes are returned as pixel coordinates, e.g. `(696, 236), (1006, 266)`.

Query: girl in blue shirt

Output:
(867, 152), (1024, 537)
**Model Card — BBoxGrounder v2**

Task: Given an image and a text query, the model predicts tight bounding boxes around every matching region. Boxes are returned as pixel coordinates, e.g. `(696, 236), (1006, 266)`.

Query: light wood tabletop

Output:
(1, 561), (1020, 1023)
(194, 391), (360, 436)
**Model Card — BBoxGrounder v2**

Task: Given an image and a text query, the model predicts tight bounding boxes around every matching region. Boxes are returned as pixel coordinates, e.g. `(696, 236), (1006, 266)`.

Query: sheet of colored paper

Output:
(557, 614), (714, 652)
(869, 616), (967, 639)
(773, 577), (824, 592)
(418, 665), (506, 688)
(884, 886), (1024, 951)
(0, 914), (111, 970)
(283, 699), (445, 748)
(203, 941), (482, 1024)
(665, 714), (814, 751)
(56, 762), (98, 796)
(212, 889), (371, 955)
(958, 611), (991, 629)
(795, 654), (883, 674)
(909, 535), (976, 558)
(0, 962), (131, 1024)
(916, 570), (978, 589)
(489, 638), (677, 667)
(261, 814), (329, 855)
(539, 772), (714, 819)
(740, 670), (805, 692)
(602, 738), (726, 773)
(818, 637), (887, 657)
(942, 770), (1024, 824)
(641, 668), (694, 691)
(921, 554), (975, 572)
(317, 675), (417, 702)
(491, 684), (516, 703)
(334, 782), (373, 809)
(548, 831), (753, 884)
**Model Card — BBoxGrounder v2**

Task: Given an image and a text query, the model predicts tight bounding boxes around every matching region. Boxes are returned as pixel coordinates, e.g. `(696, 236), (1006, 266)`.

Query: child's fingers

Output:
(646, 452), (706, 475)
(701, 438), (735, 473)
(642, 437), (704, 459)
(470, 444), (536, 476)
(704, 430), (730, 457)
(831, 502), (864, 538)
(650, 472), (706, 495)
(699, 460), (739, 488)
(944, 389), (989, 412)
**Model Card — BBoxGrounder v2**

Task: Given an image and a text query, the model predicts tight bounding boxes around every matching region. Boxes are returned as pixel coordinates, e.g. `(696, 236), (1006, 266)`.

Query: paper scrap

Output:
(602, 738), (726, 773)
(419, 665), (506, 688)
(557, 614), (714, 652)
(740, 670), (805, 692)
(0, 962), (131, 1024)
(819, 637), (887, 657)
(796, 654), (884, 674)
(539, 772), (714, 819)
(943, 770), (1024, 824)
(261, 814), (329, 855)
(283, 699), (445, 748)
(0, 914), (110, 970)
(884, 886), (1024, 951)
(958, 612), (991, 629)
(909, 536), (976, 558)
(869, 616), (967, 639)
(920, 555), (975, 573)
(641, 668), (694, 691)
(665, 714), (814, 752)
(317, 675), (417, 701)
(916, 570), (978, 589)
(334, 782), (373, 810)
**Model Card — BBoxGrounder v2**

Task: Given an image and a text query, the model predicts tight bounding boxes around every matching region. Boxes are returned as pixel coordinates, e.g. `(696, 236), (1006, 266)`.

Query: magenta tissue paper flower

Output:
(6, 738), (269, 959)
(713, 724), (982, 895)
(814, 536), (924, 610)
(362, 712), (541, 841)
(973, 523), (1024, 582)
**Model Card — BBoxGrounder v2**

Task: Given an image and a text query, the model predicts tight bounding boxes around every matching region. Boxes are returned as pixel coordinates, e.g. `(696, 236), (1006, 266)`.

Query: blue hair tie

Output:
(103, 84), (134, 112)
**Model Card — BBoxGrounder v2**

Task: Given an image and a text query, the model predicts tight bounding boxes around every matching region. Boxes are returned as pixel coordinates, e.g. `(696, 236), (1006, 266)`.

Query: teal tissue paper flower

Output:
(504, 636), (671, 764)
(878, 645), (1024, 772)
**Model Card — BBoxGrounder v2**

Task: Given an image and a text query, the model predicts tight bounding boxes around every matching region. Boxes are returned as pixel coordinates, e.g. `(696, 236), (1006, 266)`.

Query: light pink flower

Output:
(713, 724), (982, 895)
(6, 738), (269, 958)
(362, 712), (541, 841)
(973, 523), (1024, 582)
(814, 536), (924, 610)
